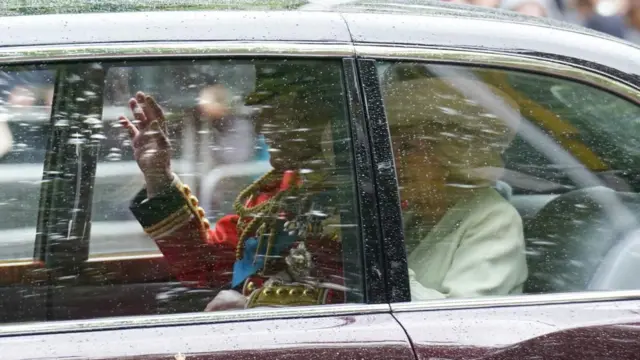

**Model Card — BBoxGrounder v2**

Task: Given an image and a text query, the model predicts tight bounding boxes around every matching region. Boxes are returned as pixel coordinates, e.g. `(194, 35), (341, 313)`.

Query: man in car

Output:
(120, 63), (345, 311)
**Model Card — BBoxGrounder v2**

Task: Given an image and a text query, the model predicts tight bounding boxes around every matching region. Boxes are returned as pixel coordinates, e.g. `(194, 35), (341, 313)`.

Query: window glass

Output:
(65, 58), (363, 320)
(0, 66), (54, 324)
(377, 61), (640, 300)
(0, 67), (54, 260)
(91, 62), (261, 255)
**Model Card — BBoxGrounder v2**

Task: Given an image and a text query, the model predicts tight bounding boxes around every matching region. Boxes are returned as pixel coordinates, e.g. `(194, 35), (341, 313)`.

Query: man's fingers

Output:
(145, 95), (168, 133)
(119, 116), (139, 139)
(129, 98), (147, 128)
(136, 91), (156, 123)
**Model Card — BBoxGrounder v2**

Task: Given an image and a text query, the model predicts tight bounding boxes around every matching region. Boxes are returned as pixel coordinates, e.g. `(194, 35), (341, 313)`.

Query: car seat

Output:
(524, 186), (640, 294)
(588, 227), (640, 291)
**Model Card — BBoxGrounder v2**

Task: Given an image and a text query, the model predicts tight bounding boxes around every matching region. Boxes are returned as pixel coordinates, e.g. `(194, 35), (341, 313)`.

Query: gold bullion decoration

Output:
(246, 284), (329, 308)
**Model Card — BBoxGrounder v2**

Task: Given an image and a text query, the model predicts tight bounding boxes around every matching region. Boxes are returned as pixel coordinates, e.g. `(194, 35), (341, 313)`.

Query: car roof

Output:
(0, 0), (638, 85)
(0, 0), (628, 47)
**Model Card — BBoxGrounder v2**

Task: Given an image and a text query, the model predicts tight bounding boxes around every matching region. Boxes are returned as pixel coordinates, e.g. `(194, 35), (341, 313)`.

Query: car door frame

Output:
(0, 39), (395, 317)
(355, 43), (640, 359)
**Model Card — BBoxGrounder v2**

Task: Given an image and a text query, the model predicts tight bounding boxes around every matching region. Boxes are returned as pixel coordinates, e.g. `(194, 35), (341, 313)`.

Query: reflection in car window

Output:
(377, 61), (640, 300)
(506, 74), (640, 178)
(83, 59), (363, 319)
(91, 62), (262, 254)
(0, 67), (54, 260)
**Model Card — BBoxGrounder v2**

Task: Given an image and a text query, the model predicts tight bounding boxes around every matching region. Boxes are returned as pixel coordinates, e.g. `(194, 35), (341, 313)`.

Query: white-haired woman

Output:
(381, 67), (528, 300)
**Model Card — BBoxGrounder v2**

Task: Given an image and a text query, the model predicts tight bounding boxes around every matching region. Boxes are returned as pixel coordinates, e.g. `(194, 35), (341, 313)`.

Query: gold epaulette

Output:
(246, 284), (329, 308)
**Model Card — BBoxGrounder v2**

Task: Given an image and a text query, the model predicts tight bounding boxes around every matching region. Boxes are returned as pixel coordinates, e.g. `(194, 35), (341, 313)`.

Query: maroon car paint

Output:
(395, 299), (640, 359)
(1, 312), (415, 360)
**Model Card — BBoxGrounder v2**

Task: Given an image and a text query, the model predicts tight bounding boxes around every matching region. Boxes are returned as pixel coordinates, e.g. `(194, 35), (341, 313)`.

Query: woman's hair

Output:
(381, 64), (520, 184)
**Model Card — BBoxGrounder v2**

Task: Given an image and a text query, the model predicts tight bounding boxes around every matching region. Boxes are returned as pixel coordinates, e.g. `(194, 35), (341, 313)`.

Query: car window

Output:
(0, 66), (54, 324)
(376, 61), (640, 301)
(39, 58), (365, 322)
(0, 66), (54, 260)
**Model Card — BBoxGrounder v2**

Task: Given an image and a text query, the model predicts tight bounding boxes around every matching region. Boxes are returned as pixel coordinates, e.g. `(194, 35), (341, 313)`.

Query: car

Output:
(2, 0), (640, 359)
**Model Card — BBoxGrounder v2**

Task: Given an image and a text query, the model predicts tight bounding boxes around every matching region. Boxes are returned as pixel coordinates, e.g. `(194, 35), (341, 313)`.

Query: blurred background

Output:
(453, 0), (640, 42)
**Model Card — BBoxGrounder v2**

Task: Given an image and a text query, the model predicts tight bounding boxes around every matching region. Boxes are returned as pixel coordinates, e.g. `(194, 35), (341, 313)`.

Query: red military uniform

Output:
(129, 170), (345, 308)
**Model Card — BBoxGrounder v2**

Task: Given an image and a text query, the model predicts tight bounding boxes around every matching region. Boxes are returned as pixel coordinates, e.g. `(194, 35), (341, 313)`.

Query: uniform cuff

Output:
(130, 173), (207, 237)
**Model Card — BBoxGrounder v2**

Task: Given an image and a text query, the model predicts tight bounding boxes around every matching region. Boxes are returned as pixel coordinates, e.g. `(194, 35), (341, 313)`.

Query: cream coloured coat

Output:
(407, 187), (528, 300)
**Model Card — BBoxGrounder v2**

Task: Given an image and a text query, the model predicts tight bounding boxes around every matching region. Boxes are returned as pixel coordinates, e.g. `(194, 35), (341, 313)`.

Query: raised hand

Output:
(119, 91), (173, 198)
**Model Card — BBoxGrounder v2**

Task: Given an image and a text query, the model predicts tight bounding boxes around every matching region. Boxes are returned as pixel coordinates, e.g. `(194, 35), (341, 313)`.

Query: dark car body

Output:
(1, 1), (640, 359)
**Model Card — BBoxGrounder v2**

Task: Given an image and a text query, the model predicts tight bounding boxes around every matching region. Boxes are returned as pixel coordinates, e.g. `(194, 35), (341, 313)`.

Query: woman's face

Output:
(391, 119), (508, 216)
(391, 130), (450, 208)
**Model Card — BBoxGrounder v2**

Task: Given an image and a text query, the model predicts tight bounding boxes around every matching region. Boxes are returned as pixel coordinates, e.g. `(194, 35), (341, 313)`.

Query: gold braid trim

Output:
(233, 170), (281, 217)
(146, 206), (192, 238)
(232, 169), (334, 261)
(144, 204), (191, 235)
(233, 170), (300, 260)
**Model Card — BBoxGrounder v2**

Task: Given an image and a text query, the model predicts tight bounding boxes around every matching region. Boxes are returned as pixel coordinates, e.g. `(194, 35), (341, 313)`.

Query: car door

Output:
(357, 46), (640, 359)
(0, 38), (416, 360)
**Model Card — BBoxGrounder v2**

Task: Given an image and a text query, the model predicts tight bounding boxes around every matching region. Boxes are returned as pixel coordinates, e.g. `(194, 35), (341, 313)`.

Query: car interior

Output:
(497, 78), (640, 295)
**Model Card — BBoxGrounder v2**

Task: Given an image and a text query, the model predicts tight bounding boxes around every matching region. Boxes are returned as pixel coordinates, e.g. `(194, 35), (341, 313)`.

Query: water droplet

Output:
(106, 152), (122, 161)
(83, 117), (101, 125)
(67, 74), (82, 82)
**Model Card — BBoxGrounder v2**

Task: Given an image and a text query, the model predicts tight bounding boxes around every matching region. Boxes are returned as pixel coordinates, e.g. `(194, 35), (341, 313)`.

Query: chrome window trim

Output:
(0, 42), (354, 64)
(392, 290), (640, 312)
(0, 303), (390, 337)
(355, 45), (640, 104)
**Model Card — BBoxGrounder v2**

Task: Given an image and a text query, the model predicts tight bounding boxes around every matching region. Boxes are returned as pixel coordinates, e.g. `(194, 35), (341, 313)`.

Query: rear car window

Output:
(376, 61), (640, 301)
